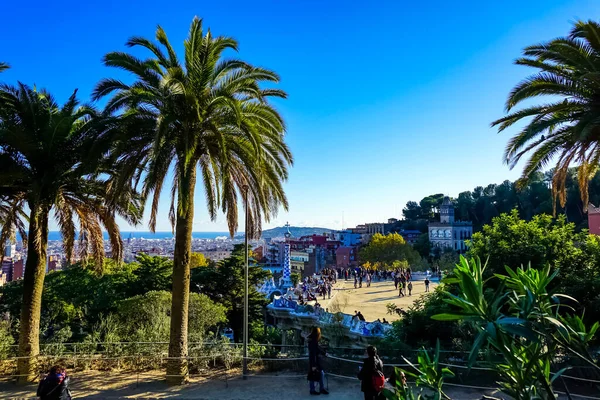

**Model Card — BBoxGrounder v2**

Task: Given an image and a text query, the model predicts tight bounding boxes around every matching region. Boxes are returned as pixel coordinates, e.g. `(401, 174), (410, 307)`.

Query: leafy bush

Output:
(0, 320), (14, 360)
(382, 283), (473, 350)
(116, 291), (226, 343)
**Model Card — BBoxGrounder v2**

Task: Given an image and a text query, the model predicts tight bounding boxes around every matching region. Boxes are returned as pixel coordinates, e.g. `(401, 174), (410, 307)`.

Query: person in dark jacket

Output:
(37, 365), (71, 400)
(358, 345), (384, 400)
(307, 327), (328, 395)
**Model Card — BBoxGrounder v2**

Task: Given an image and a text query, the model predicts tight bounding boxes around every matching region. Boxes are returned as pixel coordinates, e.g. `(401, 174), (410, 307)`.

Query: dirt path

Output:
(0, 371), (504, 399)
(326, 278), (437, 321)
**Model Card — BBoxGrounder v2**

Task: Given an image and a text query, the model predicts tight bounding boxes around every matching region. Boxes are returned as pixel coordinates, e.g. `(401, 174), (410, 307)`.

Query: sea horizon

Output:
(44, 231), (233, 241)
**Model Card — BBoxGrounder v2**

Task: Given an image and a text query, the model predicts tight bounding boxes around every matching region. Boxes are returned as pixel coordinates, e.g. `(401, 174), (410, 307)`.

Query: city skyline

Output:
(2, 0), (596, 233)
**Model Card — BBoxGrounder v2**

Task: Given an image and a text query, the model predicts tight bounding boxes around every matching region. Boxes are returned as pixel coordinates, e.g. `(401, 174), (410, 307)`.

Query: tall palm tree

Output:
(492, 20), (600, 213)
(0, 84), (139, 382)
(0, 62), (8, 73)
(94, 17), (292, 384)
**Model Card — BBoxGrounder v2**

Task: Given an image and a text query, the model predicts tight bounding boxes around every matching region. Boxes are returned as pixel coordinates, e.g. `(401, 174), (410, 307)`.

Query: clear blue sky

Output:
(1, 0), (598, 232)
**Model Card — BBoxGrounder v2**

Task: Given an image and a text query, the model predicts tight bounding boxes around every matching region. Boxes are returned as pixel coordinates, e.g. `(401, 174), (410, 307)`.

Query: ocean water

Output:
(46, 231), (231, 241)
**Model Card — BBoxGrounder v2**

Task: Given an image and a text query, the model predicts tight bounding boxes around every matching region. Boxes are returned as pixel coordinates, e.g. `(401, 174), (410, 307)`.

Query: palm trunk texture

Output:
(17, 205), (50, 383)
(166, 166), (196, 385)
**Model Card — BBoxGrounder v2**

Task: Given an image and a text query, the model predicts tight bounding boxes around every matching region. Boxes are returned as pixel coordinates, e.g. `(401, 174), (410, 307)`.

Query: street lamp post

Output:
(242, 185), (249, 380)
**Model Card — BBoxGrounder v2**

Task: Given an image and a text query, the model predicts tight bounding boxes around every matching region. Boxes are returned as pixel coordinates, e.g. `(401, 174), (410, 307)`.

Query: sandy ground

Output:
(0, 370), (507, 399)
(321, 278), (437, 322)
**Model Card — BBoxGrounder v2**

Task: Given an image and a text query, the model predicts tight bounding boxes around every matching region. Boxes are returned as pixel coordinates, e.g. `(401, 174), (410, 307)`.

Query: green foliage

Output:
(492, 20), (600, 213)
(190, 253), (208, 269)
(191, 245), (270, 341)
(397, 169), (600, 234)
(384, 341), (454, 400)
(434, 256), (600, 399)
(383, 283), (472, 350)
(468, 210), (600, 323)
(0, 255), (176, 342)
(413, 233), (432, 259)
(0, 320), (14, 359)
(116, 291), (226, 343)
(290, 272), (301, 287)
(360, 233), (421, 267)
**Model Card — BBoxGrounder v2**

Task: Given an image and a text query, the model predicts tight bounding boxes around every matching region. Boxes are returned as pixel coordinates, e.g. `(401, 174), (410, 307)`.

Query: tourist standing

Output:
(307, 327), (328, 395)
(327, 283), (332, 299)
(425, 278), (430, 292)
(408, 281), (413, 296)
(37, 365), (72, 400)
(358, 345), (384, 400)
(357, 311), (366, 321)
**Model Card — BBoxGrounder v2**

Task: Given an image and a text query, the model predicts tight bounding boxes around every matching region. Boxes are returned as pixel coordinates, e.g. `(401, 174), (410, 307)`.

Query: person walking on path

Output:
(37, 365), (72, 400)
(358, 345), (384, 400)
(307, 327), (329, 395)
(327, 283), (332, 299)
(408, 281), (413, 296)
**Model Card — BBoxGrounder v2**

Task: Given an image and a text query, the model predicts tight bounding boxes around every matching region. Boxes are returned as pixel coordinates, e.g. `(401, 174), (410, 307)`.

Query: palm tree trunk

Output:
(17, 204), (50, 383)
(166, 165), (196, 385)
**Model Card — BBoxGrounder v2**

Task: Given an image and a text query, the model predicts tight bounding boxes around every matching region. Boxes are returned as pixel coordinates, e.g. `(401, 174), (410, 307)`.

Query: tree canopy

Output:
(492, 20), (600, 214)
(191, 244), (270, 341)
(359, 233), (420, 268)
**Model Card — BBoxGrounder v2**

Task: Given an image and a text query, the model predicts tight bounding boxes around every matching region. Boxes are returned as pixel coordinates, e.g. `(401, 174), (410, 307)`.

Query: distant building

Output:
(1, 258), (13, 282)
(47, 255), (60, 272)
(4, 244), (16, 258)
(201, 250), (232, 262)
(335, 246), (357, 268)
(290, 250), (309, 273)
(332, 230), (362, 246)
(399, 230), (422, 244)
(13, 258), (24, 280)
(428, 196), (473, 253)
(588, 203), (600, 235)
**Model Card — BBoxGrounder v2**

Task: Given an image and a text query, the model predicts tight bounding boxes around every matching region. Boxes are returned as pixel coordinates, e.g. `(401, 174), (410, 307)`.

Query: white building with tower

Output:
(428, 196), (473, 253)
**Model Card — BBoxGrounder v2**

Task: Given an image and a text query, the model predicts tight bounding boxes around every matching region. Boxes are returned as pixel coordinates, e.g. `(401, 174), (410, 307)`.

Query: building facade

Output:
(588, 203), (600, 235)
(428, 196), (473, 253)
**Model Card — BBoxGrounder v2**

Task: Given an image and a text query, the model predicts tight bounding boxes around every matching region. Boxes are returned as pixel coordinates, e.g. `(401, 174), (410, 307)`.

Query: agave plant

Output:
(433, 256), (599, 400)
(384, 340), (454, 400)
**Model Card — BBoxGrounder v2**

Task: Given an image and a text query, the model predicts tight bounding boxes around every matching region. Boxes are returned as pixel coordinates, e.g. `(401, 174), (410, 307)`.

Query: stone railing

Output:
(268, 296), (393, 338)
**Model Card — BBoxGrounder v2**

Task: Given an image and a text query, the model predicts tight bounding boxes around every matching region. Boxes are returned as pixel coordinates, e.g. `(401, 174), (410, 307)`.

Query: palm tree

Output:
(0, 62), (8, 73)
(94, 17), (292, 384)
(492, 20), (600, 213)
(0, 84), (139, 382)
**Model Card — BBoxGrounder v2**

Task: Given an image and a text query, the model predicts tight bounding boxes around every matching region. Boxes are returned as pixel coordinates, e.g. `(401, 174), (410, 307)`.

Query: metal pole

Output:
(242, 185), (249, 380)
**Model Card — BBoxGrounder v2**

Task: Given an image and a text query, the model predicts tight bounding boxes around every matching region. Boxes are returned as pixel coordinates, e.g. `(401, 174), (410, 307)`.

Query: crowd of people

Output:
(298, 268), (337, 304)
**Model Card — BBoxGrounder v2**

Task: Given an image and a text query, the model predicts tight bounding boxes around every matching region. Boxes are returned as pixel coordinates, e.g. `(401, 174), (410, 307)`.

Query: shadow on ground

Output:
(0, 370), (512, 400)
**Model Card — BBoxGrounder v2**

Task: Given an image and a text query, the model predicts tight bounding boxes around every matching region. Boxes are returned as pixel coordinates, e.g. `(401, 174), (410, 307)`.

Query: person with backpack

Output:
(358, 345), (384, 400)
(37, 365), (72, 400)
(307, 327), (328, 395)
